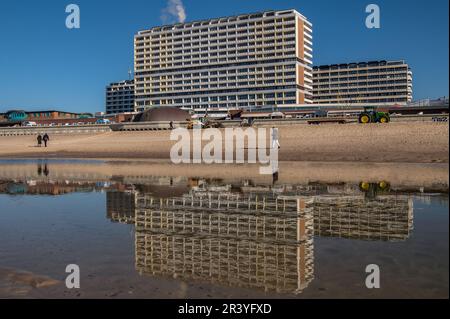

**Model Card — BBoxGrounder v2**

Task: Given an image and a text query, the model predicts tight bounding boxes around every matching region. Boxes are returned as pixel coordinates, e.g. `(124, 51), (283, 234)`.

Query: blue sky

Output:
(0, 0), (448, 113)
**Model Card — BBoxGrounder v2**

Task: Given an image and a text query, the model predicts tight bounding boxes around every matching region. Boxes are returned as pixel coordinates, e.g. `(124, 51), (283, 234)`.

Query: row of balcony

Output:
(313, 66), (410, 75)
(138, 19), (301, 38)
(314, 93), (411, 100)
(136, 54), (309, 70)
(314, 88), (413, 97)
(135, 48), (300, 63)
(135, 93), (300, 102)
(314, 80), (411, 86)
(136, 28), (300, 46)
(135, 81), (300, 93)
(140, 74), (298, 83)
(135, 39), (299, 53)
(136, 99), (300, 109)
(138, 66), (300, 77)
(136, 78), (313, 86)
(136, 72), (296, 87)
(313, 83), (412, 91)
(135, 42), (305, 58)
(314, 75), (411, 83)
(135, 59), (312, 76)
(134, 89), (302, 99)
(136, 73), (311, 82)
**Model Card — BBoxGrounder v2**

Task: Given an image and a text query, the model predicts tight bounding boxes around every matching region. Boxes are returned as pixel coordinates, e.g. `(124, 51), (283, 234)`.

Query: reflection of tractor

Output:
(359, 181), (390, 200)
(358, 107), (390, 124)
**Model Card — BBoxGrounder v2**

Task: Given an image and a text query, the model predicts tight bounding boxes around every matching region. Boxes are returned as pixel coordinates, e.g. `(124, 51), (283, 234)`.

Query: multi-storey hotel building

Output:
(134, 9), (313, 113)
(312, 60), (413, 104)
(105, 80), (135, 114)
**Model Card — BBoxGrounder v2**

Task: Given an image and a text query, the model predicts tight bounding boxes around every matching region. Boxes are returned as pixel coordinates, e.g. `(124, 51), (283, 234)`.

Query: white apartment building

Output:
(313, 60), (413, 104)
(134, 9), (313, 113)
(105, 80), (135, 114)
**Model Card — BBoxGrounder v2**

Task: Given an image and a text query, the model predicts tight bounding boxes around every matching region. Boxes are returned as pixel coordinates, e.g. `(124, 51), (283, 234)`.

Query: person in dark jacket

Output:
(37, 135), (42, 147)
(42, 133), (50, 147)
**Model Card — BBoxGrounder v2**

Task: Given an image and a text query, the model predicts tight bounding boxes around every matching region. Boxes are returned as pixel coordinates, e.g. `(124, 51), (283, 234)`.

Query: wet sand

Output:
(0, 268), (60, 298)
(0, 160), (448, 189)
(0, 122), (448, 163)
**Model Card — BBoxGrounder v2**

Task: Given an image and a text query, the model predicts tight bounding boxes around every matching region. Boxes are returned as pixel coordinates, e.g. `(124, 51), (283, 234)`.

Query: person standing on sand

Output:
(42, 133), (50, 148)
(37, 134), (42, 147)
(272, 127), (280, 149)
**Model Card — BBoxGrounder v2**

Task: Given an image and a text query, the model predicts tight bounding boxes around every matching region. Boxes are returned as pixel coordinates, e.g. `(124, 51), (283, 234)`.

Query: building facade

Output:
(0, 110), (92, 123)
(312, 60), (413, 104)
(134, 9), (313, 113)
(105, 80), (135, 114)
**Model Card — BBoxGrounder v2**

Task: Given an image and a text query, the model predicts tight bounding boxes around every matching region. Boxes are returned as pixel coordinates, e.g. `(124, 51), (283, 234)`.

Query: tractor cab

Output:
(363, 106), (376, 113)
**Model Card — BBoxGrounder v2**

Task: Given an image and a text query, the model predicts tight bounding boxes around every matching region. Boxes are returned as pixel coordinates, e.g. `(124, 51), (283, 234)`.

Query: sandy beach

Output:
(0, 122), (448, 163)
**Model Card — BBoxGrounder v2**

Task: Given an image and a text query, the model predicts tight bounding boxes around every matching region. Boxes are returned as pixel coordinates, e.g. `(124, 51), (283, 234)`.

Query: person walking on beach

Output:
(42, 133), (50, 148)
(272, 127), (280, 149)
(37, 134), (42, 147)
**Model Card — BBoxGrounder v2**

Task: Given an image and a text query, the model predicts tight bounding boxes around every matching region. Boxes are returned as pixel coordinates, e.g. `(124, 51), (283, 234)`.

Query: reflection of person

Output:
(37, 135), (42, 147)
(272, 127), (280, 149)
(272, 171), (279, 184)
(43, 133), (50, 147)
(37, 164), (42, 176)
(43, 164), (49, 176)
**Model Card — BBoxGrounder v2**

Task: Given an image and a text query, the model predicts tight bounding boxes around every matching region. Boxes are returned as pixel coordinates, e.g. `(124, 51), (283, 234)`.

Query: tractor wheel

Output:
(359, 113), (371, 124)
(359, 182), (371, 192)
(377, 181), (390, 192)
(378, 115), (390, 123)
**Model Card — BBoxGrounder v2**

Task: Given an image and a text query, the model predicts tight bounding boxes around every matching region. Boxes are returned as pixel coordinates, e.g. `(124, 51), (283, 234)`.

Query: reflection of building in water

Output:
(107, 191), (136, 224)
(312, 196), (414, 241)
(238, 184), (414, 241)
(0, 180), (101, 196)
(134, 193), (315, 294)
(136, 233), (313, 294)
(104, 180), (415, 294)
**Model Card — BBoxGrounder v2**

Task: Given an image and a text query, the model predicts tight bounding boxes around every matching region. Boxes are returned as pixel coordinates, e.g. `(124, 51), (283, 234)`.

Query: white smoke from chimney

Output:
(161, 0), (187, 24)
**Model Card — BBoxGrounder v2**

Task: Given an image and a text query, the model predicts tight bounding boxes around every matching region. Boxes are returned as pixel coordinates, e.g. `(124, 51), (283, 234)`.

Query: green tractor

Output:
(359, 181), (391, 200)
(358, 106), (390, 124)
